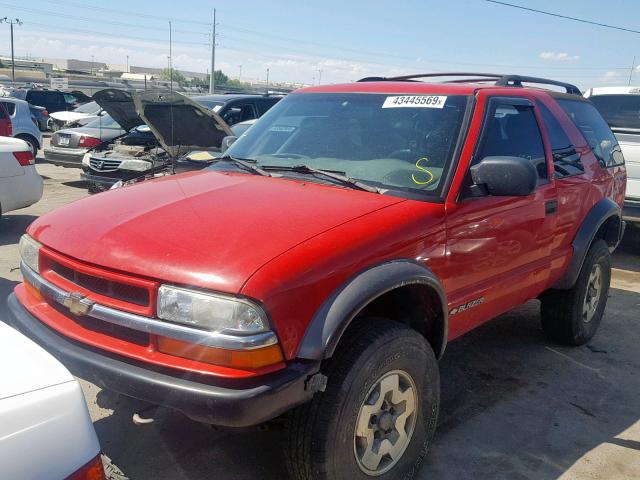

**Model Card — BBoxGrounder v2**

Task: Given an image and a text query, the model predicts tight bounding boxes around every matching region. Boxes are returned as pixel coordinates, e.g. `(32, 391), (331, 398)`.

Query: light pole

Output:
(238, 64), (242, 82)
(318, 69), (323, 85)
(210, 9), (218, 94)
(1, 17), (22, 85)
(266, 68), (270, 92)
(126, 55), (129, 73)
(91, 55), (95, 76)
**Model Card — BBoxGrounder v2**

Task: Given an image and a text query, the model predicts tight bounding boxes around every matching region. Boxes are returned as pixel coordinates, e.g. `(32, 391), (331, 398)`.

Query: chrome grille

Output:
(89, 157), (121, 171)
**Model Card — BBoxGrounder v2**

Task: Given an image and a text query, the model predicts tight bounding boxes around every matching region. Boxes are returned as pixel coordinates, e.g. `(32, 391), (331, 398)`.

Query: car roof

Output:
(194, 94), (276, 103)
(584, 86), (640, 96)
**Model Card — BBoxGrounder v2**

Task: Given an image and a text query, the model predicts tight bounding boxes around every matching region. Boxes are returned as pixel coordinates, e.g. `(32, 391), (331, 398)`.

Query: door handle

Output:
(545, 200), (558, 216)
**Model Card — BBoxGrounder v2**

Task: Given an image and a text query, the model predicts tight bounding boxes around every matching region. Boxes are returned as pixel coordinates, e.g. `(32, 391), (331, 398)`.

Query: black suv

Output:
(10, 89), (80, 113)
(193, 94), (282, 125)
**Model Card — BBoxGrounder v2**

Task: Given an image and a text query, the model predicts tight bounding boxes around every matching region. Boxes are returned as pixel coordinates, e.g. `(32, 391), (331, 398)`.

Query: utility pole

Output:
(629, 56), (636, 86)
(266, 68), (270, 92)
(1, 18), (22, 85)
(210, 9), (217, 94)
(169, 21), (173, 91)
(91, 55), (95, 76)
(317, 69), (323, 85)
(126, 55), (129, 73)
(238, 64), (242, 82)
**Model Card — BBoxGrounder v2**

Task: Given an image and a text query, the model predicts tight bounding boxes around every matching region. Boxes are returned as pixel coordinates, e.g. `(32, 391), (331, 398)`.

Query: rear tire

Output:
(285, 319), (439, 480)
(540, 239), (611, 345)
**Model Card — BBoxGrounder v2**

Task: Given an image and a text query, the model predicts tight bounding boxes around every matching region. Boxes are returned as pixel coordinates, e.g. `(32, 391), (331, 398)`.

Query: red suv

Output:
(9, 74), (626, 479)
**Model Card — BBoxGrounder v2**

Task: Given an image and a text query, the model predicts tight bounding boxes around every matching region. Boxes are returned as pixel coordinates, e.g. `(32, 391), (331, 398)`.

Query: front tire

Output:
(540, 239), (611, 345)
(286, 319), (439, 480)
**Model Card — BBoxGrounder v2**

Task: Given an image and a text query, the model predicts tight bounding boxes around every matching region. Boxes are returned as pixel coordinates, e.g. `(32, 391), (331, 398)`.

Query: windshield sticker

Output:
(411, 157), (435, 185)
(269, 125), (297, 132)
(382, 95), (447, 109)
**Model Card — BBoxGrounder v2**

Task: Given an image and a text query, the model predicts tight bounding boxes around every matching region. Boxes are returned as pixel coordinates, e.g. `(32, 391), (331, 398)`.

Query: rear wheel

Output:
(540, 239), (611, 345)
(286, 319), (439, 480)
(16, 135), (38, 159)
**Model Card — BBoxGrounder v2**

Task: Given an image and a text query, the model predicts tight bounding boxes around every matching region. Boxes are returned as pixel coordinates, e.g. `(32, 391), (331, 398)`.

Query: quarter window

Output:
(557, 99), (624, 168)
(536, 101), (584, 178)
(476, 102), (548, 181)
(0, 102), (14, 116)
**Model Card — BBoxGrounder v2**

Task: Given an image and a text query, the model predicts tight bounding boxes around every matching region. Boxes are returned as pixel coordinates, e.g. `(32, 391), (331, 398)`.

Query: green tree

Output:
(159, 68), (186, 84)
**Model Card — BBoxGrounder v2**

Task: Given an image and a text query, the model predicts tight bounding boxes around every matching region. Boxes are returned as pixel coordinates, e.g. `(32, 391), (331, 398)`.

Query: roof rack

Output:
(357, 72), (582, 95)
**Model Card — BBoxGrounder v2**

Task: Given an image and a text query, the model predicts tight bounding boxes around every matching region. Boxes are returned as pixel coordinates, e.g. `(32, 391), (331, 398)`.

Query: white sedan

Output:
(0, 320), (105, 479)
(0, 136), (43, 216)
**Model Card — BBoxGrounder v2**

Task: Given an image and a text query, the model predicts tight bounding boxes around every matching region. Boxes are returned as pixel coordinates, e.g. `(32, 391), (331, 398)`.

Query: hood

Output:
(134, 90), (233, 158)
(50, 111), (92, 123)
(28, 171), (403, 293)
(0, 320), (73, 400)
(93, 88), (144, 132)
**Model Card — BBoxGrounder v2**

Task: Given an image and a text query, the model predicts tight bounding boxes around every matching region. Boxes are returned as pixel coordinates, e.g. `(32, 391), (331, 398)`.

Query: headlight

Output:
(119, 159), (153, 172)
(19, 235), (41, 272)
(81, 153), (91, 166)
(157, 285), (268, 334)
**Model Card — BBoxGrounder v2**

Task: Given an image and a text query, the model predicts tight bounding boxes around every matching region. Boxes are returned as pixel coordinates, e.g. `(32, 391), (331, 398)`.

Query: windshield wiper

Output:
(213, 155), (271, 177)
(262, 164), (381, 193)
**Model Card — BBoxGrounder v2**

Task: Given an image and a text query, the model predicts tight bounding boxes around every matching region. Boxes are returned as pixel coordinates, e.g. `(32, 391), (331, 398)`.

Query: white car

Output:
(0, 96), (44, 157)
(0, 320), (105, 480)
(584, 86), (640, 224)
(0, 136), (43, 216)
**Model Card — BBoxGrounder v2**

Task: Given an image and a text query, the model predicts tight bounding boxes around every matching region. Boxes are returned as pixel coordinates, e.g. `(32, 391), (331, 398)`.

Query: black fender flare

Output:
(296, 260), (448, 360)
(554, 198), (622, 290)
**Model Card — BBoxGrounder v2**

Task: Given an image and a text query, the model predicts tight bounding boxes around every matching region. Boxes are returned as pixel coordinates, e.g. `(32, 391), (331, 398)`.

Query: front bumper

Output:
(623, 198), (640, 224)
(43, 146), (87, 168)
(7, 293), (319, 427)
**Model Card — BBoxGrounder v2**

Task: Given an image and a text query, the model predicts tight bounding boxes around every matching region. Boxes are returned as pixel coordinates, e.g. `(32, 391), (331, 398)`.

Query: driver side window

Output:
(476, 102), (548, 182)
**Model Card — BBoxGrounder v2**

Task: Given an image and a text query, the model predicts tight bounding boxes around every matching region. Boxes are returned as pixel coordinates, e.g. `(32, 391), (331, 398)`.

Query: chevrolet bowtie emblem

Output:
(62, 292), (94, 316)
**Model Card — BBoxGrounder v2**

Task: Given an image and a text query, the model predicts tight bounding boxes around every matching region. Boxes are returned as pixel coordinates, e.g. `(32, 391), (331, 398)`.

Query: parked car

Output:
(0, 320), (105, 480)
(0, 97), (44, 156)
(10, 88), (78, 114)
(49, 101), (103, 132)
(81, 89), (272, 192)
(44, 114), (125, 168)
(195, 93), (282, 126)
(584, 86), (640, 225)
(8, 74), (626, 480)
(29, 104), (49, 131)
(0, 137), (43, 215)
(0, 102), (11, 137)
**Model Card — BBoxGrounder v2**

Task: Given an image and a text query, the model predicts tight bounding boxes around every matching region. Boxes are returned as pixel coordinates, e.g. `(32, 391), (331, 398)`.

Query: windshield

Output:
(74, 101), (100, 114)
(83, 114), (122, 129)
(223, 93), (468, 196)
(589, 94), (640, 130)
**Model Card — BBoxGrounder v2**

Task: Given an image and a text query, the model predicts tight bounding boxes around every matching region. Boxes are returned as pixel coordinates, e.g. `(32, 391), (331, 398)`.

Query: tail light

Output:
(65, 454), (106, 480)
(14, 150), (35, 166)
(78, 136), (101, 148)
(42, 110), (49, 117)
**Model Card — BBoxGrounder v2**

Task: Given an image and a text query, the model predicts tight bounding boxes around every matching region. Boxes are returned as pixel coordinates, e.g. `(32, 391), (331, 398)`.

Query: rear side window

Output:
(476, 102), (548, 181)
(536, 101), (584, 177)
(589, 94), (640, 130)
(1, 102), (15, 116)
(26, 91), (49, 107)
(557, 99), (624, 168)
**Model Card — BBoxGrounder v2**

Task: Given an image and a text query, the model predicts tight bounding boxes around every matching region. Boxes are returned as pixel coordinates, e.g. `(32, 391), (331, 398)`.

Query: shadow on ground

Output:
(0, 215), (38, 247)
(92, 287), (640, 480)
(62, 180), (88, 189)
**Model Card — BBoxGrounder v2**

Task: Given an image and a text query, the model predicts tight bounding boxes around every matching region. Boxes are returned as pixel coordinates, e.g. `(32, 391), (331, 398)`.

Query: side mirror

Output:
(221, 135), (237, 154)
(470, 156), (538, 196)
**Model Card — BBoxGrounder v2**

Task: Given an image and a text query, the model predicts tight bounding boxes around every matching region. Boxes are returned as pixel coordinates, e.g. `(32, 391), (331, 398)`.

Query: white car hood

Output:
(49, 111), (93, 123)
(0, 321), (73, 400)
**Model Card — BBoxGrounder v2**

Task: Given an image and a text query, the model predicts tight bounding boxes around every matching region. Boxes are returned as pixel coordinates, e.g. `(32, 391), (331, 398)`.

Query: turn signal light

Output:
(14, 151), (35, 166)
(65, 454), (106, 480)
(78, 136), (102, 148)
(157, 337), (284, 369)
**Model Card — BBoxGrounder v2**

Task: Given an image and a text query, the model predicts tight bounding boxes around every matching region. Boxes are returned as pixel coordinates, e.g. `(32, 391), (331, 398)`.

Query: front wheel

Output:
(286, 319), (439, 480)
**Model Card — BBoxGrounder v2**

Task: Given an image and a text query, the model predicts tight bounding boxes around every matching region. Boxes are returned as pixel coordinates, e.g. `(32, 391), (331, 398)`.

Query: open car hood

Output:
(134, 90), (234, 158)
(93, 89), (144, 132)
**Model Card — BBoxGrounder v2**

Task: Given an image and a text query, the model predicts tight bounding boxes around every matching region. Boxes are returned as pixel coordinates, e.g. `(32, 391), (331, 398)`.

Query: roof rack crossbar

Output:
(357, 72), (582, 95)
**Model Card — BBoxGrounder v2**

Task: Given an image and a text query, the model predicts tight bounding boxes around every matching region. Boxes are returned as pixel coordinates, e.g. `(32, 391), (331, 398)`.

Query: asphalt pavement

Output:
(0, 151), (638, 480)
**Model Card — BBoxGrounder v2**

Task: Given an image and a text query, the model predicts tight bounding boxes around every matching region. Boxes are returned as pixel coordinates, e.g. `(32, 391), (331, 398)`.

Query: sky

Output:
(1, 0), (640, 88)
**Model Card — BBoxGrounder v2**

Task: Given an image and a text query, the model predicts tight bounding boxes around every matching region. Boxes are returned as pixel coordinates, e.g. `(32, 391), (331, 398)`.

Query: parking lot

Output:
(0, 143), (638, 479)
